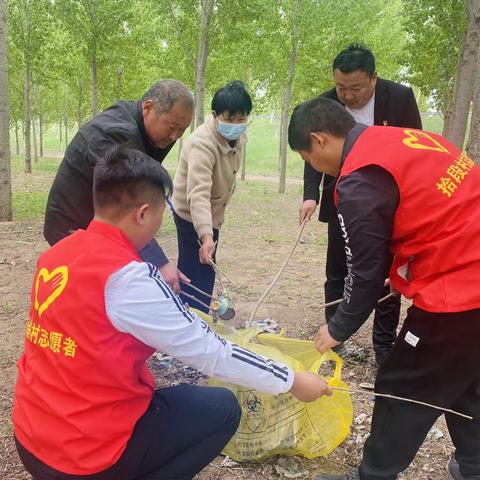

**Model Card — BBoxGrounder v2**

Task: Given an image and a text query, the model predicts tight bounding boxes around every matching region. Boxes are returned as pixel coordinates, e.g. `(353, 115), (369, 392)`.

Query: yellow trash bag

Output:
(194, 311), (353, 461)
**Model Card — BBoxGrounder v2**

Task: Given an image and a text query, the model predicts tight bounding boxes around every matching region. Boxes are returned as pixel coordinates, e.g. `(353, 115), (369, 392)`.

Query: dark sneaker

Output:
(332, 342), (348, 357)
(315, 467), (360, 479)
(447, 457), (465, 480)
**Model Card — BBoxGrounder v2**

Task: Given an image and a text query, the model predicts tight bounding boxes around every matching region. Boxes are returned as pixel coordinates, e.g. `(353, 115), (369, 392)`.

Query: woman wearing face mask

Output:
(171, 81), (252, 312)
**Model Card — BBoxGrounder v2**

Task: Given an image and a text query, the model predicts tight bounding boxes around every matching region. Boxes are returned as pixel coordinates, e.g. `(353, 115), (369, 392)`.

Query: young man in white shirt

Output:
(14, 146), (332, 480)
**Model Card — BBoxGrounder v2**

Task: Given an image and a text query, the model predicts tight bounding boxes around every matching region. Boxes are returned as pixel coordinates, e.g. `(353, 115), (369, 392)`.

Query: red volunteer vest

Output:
(13, 221), (155, 475)
(335, 126), (480, 312)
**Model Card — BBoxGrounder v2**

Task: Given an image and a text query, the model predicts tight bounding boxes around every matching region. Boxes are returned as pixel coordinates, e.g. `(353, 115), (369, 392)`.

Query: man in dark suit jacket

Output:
(300, 44), (422, 365)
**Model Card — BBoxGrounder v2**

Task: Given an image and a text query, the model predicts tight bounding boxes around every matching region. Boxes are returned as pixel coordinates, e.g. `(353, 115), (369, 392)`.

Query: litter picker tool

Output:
(247, 175), (326, 327)
(207, 259), (238, 287)
(247, 218), (308, 327)
(330, 386), (473, 420)
(318, 291), (397, 309)
(196, 239), (238, 287)
(180, 280), (235, 320)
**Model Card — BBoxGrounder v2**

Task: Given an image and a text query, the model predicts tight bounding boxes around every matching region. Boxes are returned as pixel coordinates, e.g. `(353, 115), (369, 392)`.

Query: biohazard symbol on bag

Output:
(242, 391), (265, 432)
(194, 310), (353, 462)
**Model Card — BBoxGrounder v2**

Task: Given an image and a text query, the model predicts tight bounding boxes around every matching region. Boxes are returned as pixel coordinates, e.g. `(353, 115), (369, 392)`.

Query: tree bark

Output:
(194, 0), (214, 129)
(466, 46), (480, 162)
(442, 103), (453, 138)
(32, 116), (38, 162)
(0, 0), (12, 221)
(77, 79), (84, 129)
(39, 112), (43, 158)
(24, 67), (32, 173)
(278, 0), (302, 194)
(22, 0), (32, 173)
(447, 0), (480, 148)
(90, 54), (98, 117)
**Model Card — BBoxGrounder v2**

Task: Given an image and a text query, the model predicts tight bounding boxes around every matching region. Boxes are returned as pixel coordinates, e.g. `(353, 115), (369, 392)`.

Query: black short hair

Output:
(288, 97), (355, 151)
(211, 81), (252, 117)
(93, 146), (173, 216)
(333, 43), (376, 77)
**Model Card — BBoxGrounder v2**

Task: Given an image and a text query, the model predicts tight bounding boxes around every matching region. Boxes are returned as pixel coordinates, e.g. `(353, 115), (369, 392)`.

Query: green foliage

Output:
(5, 0), (449, 172)
(6, 0), (54, 121)
(401, 0), (467, 112)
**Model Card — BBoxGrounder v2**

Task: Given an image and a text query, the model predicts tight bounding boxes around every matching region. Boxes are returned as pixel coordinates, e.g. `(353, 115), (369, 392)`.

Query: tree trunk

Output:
(278, 0), (302, 194)
(24, 67), (32, 173)
(59, 118), (62, 148)
(447, 0), (480, 148)
(77, 79), (84, 129)
(466, 46), (480, 162)
(0, 0), (12, 221)
(90, 54), (98, 117)
(32, 116), (38, 162)
(442, 104), (453, 138)
(15, 121), (19, 155)
(39, 112), (43, 158)
(194, 0), (214, 129)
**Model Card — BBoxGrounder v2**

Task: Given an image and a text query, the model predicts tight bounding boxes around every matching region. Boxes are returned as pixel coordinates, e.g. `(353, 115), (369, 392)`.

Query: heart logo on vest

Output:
(402, 129), (450, 154)
(34, 266), (69, 317)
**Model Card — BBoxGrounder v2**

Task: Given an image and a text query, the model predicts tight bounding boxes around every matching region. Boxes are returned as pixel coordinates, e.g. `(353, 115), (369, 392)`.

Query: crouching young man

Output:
(288, 97), (480, 480)
(13, 147), (332, 480)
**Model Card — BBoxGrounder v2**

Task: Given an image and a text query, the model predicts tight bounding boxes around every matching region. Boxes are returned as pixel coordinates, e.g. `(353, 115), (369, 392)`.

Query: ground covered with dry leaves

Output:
(1, 170), (453, 479)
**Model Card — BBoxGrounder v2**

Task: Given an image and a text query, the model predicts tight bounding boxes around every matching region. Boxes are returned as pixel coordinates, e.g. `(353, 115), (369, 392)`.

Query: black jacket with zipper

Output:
(43, 100), (174, 264)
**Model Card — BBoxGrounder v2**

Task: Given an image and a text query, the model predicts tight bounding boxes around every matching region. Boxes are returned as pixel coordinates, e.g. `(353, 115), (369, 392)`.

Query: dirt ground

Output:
(0, 178), (454, 479)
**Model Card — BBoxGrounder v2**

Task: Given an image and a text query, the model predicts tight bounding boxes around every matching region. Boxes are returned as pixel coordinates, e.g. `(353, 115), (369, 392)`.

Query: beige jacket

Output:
(172, 116), (247, 238)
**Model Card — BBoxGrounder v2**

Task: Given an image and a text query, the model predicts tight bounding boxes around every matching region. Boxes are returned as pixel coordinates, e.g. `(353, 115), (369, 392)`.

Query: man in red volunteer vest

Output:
(13, 146), (333, 480)
(288, 97), (480, 480)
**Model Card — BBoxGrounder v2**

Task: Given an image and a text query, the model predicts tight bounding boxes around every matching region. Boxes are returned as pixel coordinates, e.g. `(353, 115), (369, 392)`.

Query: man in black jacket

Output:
(44, 79), (193, 292)
(299, 44), (422, 364)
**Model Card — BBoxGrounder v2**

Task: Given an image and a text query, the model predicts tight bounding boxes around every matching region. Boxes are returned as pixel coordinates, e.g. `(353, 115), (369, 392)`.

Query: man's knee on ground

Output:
(211, 387), (242, 434)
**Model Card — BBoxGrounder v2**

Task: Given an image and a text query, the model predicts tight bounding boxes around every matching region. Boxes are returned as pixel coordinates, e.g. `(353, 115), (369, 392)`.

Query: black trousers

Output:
(359, 306), (480, 480)
(173, 212), (219, 314)
(16, 385), (241, 480)
(324, 215), (401, 356)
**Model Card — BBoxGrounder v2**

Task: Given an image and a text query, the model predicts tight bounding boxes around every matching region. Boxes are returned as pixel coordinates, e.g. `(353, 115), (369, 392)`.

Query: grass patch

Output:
(13, 192), (48, 220)
(10, 155), (61, 174)
(420, 114), (443, 134)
